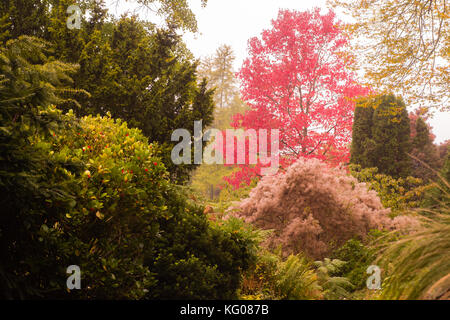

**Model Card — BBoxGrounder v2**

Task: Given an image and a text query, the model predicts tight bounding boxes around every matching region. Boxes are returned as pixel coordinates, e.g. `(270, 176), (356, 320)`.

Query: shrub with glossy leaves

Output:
(2, 110), (260, 299)
(0, 36), (257, 300)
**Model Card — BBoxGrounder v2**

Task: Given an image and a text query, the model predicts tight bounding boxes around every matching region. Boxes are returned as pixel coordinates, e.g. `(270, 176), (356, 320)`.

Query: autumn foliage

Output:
(234, 158), (417, 259)
(226, 8), (369, 188)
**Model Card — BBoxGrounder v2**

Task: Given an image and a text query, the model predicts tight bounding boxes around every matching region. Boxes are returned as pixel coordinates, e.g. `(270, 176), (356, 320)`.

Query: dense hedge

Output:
(0, 37), (257, 299)
(1, 110), (259, 299)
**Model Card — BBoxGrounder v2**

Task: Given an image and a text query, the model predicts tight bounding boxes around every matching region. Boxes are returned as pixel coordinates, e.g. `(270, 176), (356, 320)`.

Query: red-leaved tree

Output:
(226, 8), (369, 188)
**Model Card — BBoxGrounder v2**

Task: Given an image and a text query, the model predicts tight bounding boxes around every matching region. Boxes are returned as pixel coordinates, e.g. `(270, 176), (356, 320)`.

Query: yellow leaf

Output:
(96, 211), (104, 220)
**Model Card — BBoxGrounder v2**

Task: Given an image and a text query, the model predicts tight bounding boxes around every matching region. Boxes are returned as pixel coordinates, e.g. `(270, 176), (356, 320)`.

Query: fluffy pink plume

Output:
(234, 158), (416, 258)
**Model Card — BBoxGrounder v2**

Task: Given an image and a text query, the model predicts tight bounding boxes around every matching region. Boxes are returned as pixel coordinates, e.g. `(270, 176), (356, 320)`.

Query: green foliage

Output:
(0, 2), (215, 184)
(74, 16), (215, 183)
(332, 239), (375, 290)
(410, 117), (441, 182)
(0, 100), (170, 298)
(376, 168), (450, 299)
(422, 148), (450, 209)
(0, 37), (255, 299)
(0, 0), (206, 39)
(198, 44), (238, 110)
(147, 215), (262, 299)
(314, 258), (354, 300)
(274, 255), (321, 300)
(0, 0), (50, 40)
(349, 164), (428, 213)
(350, 102), (375, 166)
(241, 250), (322, 300)
(350, 95), (412, 178)
(378, 208), (450, 299)
(0, 14), (11, 43)
(0, 36), (85, 298)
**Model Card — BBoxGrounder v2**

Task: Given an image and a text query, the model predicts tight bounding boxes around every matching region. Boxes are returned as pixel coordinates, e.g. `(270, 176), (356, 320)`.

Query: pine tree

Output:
(350, 95), (412, 178)
(371, 95), (412, 178)
(0, 0), (50, 40)
(199, 45), (237, 109)
(0, 36), (81, 297)
(350, 100), (375, 166)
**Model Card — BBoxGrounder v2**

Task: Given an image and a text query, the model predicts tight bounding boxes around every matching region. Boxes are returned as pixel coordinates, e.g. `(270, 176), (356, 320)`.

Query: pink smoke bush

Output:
(234, 158), (417, 258)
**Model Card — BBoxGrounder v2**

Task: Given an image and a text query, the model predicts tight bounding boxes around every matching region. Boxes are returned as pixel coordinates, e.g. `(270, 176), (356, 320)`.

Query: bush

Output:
(0, 38), (258, 298)
(147, 214), (263, 299)
(378, 212), (450, 299)
(1, 108), (262, 299)
(241, 250), (321, 300)
(234, 158), (416, 259)
(1, 106), (176, 298)
(314, 258), (354, 300)
(349, 164), (428, 214)
(378, 180), (450, 300)
(331, 238), (376, 290)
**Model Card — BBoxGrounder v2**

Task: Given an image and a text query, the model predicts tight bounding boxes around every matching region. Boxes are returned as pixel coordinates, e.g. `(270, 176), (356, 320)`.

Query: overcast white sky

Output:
(106, 0), (449, 143)
(183, 0), (328, 69)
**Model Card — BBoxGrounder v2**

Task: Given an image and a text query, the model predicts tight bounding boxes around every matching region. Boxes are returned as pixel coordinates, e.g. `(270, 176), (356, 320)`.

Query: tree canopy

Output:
(331, 0), (449, 109)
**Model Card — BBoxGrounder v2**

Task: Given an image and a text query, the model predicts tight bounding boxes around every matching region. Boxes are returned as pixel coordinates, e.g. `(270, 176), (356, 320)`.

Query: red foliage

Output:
(226, 8), (369, 188)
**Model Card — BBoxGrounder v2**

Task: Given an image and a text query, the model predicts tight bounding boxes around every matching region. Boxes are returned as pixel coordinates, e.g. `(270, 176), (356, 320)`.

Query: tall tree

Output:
(350, 94), (412, 178)
(227, 8), (368, 188)
(199, 44), (238, 109)
(372, 95), (412, 178)
(350, 101), (375, 166)
(410, 116), (441, 181)
(0, 0), (50, 39)
(74, 16), (215, 183)
(0, 2), (215, 183)
(331, 0), (449, 108)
